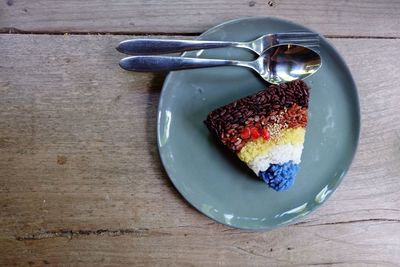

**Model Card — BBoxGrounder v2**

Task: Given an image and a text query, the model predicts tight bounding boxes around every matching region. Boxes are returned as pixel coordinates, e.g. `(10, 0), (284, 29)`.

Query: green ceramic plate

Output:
(157, 17), (360, 230)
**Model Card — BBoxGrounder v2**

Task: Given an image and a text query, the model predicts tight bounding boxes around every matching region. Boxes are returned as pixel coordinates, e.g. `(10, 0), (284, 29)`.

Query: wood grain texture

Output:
(1, 34), (400, 266)
(1, 0), (400, 36)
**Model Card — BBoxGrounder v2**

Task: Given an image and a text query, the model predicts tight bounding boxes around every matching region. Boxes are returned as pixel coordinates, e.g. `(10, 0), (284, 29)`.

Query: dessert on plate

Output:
(204, 80), (310, 191)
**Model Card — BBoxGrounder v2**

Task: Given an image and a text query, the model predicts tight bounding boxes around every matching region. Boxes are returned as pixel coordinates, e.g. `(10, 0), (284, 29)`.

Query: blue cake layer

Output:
(259, 161), (299, 191)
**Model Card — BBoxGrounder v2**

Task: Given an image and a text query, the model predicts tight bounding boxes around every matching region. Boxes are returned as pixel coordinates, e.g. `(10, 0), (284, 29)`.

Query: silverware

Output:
(119, 44), (322, 84)
(116, 32), (319, 56)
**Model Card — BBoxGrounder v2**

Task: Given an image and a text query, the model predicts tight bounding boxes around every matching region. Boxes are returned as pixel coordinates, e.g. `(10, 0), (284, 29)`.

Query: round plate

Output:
(157, 17), (360, 230)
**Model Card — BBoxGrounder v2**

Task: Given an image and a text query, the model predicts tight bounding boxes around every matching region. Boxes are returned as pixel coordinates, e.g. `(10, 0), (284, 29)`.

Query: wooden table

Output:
(1, 1), (400, 266)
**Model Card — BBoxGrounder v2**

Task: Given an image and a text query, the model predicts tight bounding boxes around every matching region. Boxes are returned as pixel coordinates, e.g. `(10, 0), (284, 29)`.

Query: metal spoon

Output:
(119, 44), (322, 84)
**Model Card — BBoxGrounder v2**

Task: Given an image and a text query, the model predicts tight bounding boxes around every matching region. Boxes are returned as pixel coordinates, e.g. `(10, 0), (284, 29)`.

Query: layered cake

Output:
(204, 80), (310, 191)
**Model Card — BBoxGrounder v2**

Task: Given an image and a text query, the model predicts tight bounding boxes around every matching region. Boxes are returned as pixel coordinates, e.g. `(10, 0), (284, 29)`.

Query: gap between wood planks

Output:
(1, 27), (400, 39)
(14, 218), (400, 241)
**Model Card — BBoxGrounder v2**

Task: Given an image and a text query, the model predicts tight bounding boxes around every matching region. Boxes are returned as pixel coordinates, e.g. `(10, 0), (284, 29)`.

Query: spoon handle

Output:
(116, 39), (245, 55)
(119, 56), (242, 72)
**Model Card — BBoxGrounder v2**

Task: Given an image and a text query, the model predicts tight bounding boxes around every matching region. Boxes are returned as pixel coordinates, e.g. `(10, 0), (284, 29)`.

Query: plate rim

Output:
(157, 16), (361, 230)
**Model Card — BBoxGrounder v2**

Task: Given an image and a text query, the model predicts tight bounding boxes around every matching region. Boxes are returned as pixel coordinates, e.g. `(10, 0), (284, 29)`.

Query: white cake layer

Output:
(247, 143), (303, 174)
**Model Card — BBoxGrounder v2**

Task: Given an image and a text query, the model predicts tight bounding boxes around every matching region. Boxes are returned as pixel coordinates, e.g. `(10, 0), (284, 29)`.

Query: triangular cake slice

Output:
(204, 80), (310, 191)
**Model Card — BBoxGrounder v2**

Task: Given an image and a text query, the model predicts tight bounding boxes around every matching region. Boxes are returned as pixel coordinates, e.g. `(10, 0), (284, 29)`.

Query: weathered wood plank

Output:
(0, 34), (400, 266)
(1, 0), (400, 36)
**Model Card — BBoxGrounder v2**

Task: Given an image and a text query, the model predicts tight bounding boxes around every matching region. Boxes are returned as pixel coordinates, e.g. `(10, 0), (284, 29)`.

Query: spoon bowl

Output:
(254, 44), (322, 84)
(119, 44), (322, 84)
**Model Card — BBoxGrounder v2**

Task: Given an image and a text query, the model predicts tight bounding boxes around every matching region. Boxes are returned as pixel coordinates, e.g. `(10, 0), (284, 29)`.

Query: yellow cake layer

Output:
(237, 127), (306, 163)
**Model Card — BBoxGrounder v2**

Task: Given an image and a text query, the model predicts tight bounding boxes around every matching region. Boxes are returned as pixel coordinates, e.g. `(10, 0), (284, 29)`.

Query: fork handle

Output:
(119, 56), (242, 72)
(116, 39), (244, 55)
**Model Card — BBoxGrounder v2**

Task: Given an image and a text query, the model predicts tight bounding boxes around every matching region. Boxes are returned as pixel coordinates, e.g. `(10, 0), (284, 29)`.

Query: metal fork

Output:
(116, 32), (320, 56)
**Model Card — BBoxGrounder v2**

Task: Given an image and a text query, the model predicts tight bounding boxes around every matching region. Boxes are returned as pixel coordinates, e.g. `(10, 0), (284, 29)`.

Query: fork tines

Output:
(276, 31), (320, 54)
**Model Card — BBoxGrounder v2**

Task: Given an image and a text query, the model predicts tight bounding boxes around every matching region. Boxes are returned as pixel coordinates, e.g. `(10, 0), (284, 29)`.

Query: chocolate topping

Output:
(204, 80), (310, 151)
